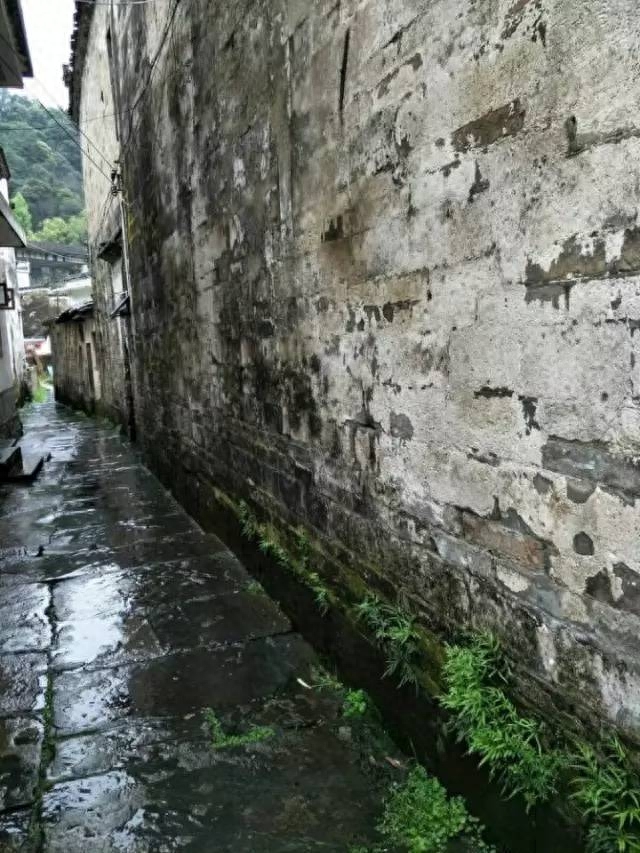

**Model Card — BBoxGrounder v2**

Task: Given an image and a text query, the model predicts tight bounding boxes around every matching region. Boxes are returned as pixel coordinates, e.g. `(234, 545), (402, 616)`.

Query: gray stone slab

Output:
(0, 716), (43, 810)
(0, 653), (47, 717)
(49, 690), (339, 785)
(0, 807), (34, 851)
(53, 635), (315, 736)
(0, 402), (395, 852)
(0, 584), (50, 653)
(46, 514), (204, 553)
(53, 612), (162, 672)
(149, 590), (291, 651)
(43, 725), (383, 852)
(125, 554), (250, 606)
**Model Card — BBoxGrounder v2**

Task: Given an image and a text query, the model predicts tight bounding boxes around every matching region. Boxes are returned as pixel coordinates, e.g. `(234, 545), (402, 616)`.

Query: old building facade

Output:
(69, 0), (640, 744)
(51, 300), (100, 413)
(0, 150), (26, 438)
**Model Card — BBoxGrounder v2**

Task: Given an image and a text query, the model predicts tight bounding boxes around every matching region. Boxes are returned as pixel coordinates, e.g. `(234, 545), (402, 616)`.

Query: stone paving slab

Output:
(0, 584), (50, 653)
(0, 716), (43, 811)
(53, 636), (315, 736)
(43, 725), (381, 852)
(48, 691), (340, 785)
(0, 808), (34, 852)
(148, 590), (292, 650)
(53, 610), (162, 672)
(0, 653), (46, 717)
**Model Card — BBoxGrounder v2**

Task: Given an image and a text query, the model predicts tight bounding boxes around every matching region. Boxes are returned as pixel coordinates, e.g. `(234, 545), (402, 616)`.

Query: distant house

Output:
(19, 268), (92, 339)
(0, 0), (32, 438)
(51, 300), (100, 414)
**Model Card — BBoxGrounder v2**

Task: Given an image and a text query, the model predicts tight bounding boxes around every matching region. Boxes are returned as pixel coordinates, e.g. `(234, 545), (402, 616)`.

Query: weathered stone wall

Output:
(73, 6), (133, 432)
(51, 313), (100, 413)
(77, 0), (640, 740)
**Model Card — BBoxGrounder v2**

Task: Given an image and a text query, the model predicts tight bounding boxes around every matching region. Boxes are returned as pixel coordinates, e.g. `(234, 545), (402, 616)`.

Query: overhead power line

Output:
(31, 99), (113, 183)
(31, 77), (114, 171)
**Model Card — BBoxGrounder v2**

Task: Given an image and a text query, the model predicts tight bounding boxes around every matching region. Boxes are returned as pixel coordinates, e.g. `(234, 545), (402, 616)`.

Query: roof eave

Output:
(6, 0), (32, 79)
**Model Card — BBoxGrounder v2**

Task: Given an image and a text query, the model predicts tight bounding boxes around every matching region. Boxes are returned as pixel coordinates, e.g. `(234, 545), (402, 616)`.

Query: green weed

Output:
(343, 689), (369, 719)
(245, 579), (266, 596)
(237, 504), (332, 616)
(379, 765), (496, 853)
(295, 529), (312, 569)
(204, 708), (275, 750)
(31, 380), (49, 404)
(238, 500), (259, 539)
(311, 667), (343, 694)
(356, 595), (420, 688)
(311, 669), (370, 720)
(570, 736), (640, 852)
(258, 527), (290, 569)
(307, 570), (330, 615)
(441, 633), (563, 810)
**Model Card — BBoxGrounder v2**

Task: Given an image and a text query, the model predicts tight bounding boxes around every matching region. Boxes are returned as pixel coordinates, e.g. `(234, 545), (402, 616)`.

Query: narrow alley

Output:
(3, 0), (640, 848)
(0, 399), (390, 851)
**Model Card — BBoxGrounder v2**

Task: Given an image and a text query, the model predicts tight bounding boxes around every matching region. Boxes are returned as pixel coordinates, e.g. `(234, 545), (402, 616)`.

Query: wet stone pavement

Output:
(0, 401), (390, 852)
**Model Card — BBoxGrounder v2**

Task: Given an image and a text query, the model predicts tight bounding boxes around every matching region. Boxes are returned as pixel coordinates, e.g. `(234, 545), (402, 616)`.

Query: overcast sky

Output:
(20, 0), (76, 108)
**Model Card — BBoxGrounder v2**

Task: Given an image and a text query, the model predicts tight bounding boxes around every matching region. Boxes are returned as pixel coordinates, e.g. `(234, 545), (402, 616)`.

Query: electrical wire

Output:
(30, 98), (113, 183)
(30, 76), (114, 171)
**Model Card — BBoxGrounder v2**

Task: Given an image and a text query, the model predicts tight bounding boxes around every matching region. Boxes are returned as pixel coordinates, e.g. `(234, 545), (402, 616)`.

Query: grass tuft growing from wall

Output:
(440, 632), (563, 810)
(570, 736), (640, 852)
(237, 501), (333, 616)
(355, 595), (421, 689)
(441, 633), (640, 850)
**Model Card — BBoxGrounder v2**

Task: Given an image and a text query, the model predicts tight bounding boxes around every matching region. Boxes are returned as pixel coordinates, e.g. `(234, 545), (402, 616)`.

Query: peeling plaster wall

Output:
(76, 6), (132, 431)
(79, 0), (640, 739)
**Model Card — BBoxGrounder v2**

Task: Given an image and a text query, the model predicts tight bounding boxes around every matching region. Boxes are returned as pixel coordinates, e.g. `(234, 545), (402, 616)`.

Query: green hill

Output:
(0, 90), (85, 232)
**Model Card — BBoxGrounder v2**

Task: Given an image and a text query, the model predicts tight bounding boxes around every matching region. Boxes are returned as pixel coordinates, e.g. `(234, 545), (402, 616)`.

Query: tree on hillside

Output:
(11, 192), (32, 234)
(31, 212), (87, 246)
(0, 91), (84, 228)
(65, 212), (88, 244)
